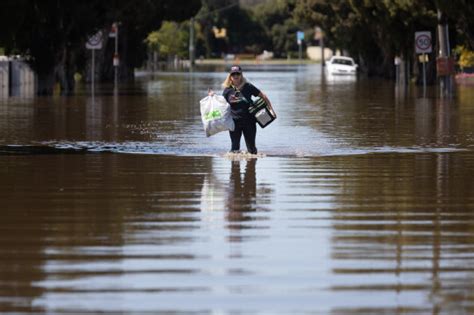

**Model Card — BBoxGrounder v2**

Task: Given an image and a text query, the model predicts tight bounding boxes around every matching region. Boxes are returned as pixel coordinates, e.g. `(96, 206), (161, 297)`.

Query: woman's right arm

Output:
(223, 88), (238, 105)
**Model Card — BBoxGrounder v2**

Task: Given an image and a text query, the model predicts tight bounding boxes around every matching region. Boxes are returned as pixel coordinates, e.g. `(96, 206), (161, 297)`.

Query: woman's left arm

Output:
(258, 92), (276, 117)
(258, 92), (272, 107)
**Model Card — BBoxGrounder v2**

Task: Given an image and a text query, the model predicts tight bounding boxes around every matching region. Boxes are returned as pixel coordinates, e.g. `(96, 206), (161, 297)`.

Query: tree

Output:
(194, 0), (266, 57)
(195, 0), (237, 58)
(454, 46), (474, 70)
(99, 0), (200, 82)
(223, 6), (266, 54)
(294, 0), (438, 77)
(0, 0), (201, 95)
(253, 0), (300, 57)
(145, 21), (190, 60)
(0, 1), (106, 94)
(437, 0), (474, 50)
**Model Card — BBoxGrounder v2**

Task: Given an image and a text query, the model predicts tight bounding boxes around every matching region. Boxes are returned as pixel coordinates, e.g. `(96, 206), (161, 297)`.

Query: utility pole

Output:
(114, 23), (119, 88)
(110, 22), (120, 90)
(189, 17), (195, 66)
(315, 27), (325, 66)
(297, 31), (304, 63)
(187, 2), (239, 68)
(320, 32), (325, 67)
(437, 9), (453, 97)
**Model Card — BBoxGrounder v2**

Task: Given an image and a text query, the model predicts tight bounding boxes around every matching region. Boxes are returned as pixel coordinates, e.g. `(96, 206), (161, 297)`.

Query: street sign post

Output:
(86, 31), (103, 50)
(415, 31), (432, 97)
(415, 31), (432, 54)
(296, 31), (304, 45)
(109, 23), (120, 90)
(86, 31), (104, 95)
(297, 31), (305, 61)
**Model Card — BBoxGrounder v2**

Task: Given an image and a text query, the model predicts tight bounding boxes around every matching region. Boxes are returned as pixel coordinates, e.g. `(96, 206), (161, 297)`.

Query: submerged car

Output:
(325, 56), (358, 75)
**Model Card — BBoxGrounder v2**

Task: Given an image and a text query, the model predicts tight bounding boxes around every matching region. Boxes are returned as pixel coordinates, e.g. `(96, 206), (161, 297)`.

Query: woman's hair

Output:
(222, 73), (247, 88)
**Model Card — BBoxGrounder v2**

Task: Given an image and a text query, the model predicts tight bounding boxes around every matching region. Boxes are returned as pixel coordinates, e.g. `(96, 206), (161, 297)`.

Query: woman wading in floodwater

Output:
(221, 65), (272, 154)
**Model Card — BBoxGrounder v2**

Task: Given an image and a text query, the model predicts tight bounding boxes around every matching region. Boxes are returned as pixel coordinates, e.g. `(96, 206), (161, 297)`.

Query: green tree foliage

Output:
(145, 21), (190, 59)
(253, 0), (300, 58)
(294, 0), (438, 76)
(293, 0), (474, 77)
(437, 0), (474, 50)
(225, 6), (266, 54)
(102, 0), (199, 81)
(194, 0), (266, 57)
(454, 46), (474, 69)
(194, 0), (236, 58)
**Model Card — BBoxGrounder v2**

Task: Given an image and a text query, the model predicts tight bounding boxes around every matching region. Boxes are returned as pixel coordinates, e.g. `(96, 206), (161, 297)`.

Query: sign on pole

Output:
(296, 31), (305, 45)
(415, 31), (432, 54)
(86, 31), (104, 50)
(415, 31), (431, 97)
(86, 30), (103, 95)
(109, 23), (117, 38)
(297, 31), (304, 61)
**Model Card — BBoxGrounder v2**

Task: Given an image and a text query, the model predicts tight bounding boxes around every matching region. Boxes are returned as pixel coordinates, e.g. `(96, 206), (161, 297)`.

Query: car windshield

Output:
(332, 59), (353, 65)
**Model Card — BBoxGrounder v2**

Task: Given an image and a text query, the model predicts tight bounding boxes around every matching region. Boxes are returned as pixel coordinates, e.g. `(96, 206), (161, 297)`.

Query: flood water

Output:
(1, 64), (474, 314)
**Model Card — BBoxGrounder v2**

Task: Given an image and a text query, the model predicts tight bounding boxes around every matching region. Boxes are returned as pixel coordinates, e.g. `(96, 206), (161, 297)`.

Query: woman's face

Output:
(231, 73), (242, 85)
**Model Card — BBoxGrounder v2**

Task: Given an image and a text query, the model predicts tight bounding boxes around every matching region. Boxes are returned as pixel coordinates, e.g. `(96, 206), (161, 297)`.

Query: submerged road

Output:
(1, 64), (474, 314)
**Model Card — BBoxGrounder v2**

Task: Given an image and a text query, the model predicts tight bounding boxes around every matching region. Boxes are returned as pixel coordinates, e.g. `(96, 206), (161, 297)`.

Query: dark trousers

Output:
(229, 120), (257, 154)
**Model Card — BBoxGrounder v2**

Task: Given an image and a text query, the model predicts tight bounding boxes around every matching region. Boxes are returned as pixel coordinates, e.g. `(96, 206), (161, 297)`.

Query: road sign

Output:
(415, 31), (432, 54)
(297, 31), (305, 45)
(109, 23), (117, 38)
(86, 31), (103, 50)
(113, 53), (120, 66)
(437, 57), (455, 76)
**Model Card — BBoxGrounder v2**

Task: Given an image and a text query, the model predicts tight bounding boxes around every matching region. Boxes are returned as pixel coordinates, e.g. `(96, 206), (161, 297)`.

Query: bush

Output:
(455, 46), (474, 70)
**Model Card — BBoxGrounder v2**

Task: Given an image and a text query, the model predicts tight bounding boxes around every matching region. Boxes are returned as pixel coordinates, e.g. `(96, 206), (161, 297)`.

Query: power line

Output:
(190, 2), (239, 65)
(195, 2), (239, 19)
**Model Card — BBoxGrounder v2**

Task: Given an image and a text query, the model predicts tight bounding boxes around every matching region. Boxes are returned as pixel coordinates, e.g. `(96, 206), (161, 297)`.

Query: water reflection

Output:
(226, 159), (257, 215)
(327, 152), (474, 314)
(201, 158), (269, 222)
(414, 97), (459, 147)
(324, 72), (357, 84)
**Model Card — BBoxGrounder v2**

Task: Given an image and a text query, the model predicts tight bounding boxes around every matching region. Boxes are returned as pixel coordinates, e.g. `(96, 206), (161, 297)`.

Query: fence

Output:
(0, 60), (8, 98)
(0, 58), (36, 98)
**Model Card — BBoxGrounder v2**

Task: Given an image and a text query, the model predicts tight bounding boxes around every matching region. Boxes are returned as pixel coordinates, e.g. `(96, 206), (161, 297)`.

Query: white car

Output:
(325, 56), (358, 75)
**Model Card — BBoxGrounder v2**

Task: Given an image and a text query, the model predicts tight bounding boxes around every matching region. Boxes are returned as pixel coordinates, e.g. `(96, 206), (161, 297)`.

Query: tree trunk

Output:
(34, 44), (77, 95)
(56, 47), (76, 95)
(36, 71), (55, 95)
(119, 24), (135, 81)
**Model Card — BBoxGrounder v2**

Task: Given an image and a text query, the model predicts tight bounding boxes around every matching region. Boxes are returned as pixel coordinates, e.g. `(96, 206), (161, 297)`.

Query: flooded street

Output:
(1, 64), (474, 314)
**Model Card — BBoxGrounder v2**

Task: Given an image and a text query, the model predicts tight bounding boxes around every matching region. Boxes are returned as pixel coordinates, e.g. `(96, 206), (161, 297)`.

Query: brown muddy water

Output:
(1, 64), (474, 314)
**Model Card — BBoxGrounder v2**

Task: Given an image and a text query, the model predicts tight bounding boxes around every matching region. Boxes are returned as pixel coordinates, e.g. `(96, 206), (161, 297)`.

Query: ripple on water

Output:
(0, 142), (468, 158)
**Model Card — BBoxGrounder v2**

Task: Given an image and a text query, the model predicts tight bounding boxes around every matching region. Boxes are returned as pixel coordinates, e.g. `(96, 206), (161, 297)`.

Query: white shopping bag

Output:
(200, 94), (235, 137)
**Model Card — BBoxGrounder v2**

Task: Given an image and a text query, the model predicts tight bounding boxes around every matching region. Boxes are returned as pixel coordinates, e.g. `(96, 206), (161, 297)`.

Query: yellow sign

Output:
(212, 27), (227, 39)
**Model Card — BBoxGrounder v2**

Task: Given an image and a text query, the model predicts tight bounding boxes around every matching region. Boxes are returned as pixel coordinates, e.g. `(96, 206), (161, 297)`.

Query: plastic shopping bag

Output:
(200, 94), (235, 137)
